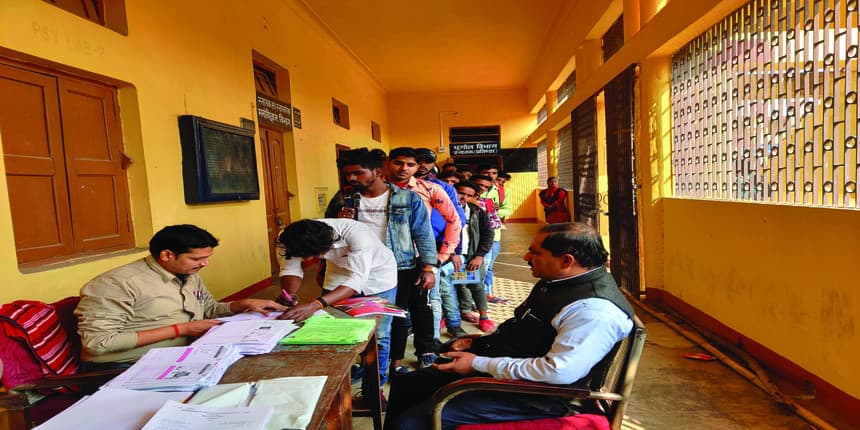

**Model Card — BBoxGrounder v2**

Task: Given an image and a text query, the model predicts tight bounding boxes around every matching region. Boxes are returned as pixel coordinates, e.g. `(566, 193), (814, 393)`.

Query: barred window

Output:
(671, 0), (859, 208)
(558, 70), (577, 105)
(537, 104), (548, 125)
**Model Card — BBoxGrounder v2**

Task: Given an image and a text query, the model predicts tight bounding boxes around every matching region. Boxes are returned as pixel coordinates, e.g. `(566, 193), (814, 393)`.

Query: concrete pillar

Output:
(546, 91), (558, 114)
(575, 39), (603, 84)
(623, 0), (641, 40)
(640, 0), (659, 29)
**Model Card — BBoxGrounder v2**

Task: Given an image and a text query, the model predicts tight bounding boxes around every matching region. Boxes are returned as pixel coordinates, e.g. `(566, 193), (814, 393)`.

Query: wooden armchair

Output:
(0, 297), (124, 429)
(431, 317), (647, 430)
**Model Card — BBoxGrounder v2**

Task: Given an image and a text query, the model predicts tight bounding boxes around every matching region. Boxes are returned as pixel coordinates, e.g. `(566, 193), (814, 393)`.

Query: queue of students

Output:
(73, 147), (635, 429)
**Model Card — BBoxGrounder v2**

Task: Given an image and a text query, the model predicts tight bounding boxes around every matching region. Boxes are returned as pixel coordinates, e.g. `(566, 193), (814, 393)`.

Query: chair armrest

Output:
(431, 377), (622, 404)
(10, 369), (124, 392)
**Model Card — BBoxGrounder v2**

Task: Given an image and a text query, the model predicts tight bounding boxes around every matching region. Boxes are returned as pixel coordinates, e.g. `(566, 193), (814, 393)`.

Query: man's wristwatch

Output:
(423, 266), (439, 274)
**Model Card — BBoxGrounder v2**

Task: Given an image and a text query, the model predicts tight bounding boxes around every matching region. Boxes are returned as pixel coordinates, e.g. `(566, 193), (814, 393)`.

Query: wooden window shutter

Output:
(57, 77), (133, 252)
(0, 63), (75, 263)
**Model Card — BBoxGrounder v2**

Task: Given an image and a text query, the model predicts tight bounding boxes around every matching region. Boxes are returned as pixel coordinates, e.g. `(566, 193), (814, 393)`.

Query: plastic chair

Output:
(431, 317), (647, 430)
(0, 297), (123, 429)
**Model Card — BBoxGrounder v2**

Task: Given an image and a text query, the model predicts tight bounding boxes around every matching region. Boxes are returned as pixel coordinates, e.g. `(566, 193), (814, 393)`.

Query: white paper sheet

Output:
(140, 401), (273, 430)
(251, 376), (327, 430)
(187, 382), (253, 407)
(33, 388), (189, 430)
(216, 311), (284, 322)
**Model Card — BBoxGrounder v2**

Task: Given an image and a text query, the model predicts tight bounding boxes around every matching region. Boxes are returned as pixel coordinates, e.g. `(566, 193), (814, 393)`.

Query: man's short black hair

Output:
(439, 171), (459, 182)
(149, 225), (219, 258)
(337, 147), (387, 170)
(499, 171), (511, 180)
(388, 147), (417, 160)
(415, 148), (437, 163)
(538, 223), (609, 269)
(278, 219), (337, 259)
(471, 174), (493, 183)
(477, 164), (497, 172)
(455, 180), (480, 194)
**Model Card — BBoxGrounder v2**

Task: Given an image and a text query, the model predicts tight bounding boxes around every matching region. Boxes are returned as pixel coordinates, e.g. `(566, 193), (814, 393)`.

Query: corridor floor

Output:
(355, 223), (813, 429)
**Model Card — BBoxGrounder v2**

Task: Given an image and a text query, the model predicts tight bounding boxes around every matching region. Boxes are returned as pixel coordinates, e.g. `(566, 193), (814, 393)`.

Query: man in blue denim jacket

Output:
(325, 148), (438, 384)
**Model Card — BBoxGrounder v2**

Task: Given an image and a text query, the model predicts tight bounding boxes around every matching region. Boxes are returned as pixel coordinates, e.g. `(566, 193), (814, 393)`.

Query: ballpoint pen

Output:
(281, 288), (294, 305)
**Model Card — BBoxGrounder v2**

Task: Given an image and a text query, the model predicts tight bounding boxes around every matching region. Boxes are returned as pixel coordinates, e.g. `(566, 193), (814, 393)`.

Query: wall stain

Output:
(820, 288), (855, 338)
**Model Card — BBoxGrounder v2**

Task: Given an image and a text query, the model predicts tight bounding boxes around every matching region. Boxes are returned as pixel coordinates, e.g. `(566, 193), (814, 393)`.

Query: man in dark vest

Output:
(384, 222), (634, 430)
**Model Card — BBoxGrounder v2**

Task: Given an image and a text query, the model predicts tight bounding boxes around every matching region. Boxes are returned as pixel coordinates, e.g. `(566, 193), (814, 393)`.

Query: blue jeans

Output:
(361, 286), (396, 392)
(483, 241), (501, 296)
(430, 262), (463, 338)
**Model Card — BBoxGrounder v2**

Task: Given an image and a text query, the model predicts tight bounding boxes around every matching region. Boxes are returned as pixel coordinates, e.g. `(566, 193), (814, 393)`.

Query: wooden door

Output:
(604, 66), (641, 296)
(260, 127), (291, 277)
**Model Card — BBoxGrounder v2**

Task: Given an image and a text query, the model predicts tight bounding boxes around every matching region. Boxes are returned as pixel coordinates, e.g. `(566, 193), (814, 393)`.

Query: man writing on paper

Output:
(277, 218), (398, 405)
(384, 223), (634, 429)
(75, 225), (286, 367)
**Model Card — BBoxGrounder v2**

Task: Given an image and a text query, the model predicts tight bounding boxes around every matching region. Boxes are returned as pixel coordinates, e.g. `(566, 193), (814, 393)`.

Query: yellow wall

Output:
(505, 172), (538, 220)
(0, 0), (388, 303)
(661, 199), (860, 397)
(387, 88), (538, 219)
(387, 88), (533, 152)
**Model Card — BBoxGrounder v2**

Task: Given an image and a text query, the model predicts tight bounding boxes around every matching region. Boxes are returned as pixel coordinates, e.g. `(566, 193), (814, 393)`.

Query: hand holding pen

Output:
(280, 288), (298, 306)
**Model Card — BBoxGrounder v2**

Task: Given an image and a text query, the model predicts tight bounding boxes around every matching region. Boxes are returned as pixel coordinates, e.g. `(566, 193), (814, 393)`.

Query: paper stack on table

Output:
(188, 376), (327, 430)
(193, 319), (299, 355)
(103, 344), (242, 392)
(33, 388), (190, 430)
(141, 400), (274, 430)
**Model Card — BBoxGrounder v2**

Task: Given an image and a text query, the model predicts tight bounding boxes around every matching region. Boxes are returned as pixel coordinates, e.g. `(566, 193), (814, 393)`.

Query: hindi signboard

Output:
(450, 142), (500, 157)
(256, 92), (291, 131)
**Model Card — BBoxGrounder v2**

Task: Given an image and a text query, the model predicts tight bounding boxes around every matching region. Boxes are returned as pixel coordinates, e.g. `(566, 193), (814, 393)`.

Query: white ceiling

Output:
(300, 0), (570, 93)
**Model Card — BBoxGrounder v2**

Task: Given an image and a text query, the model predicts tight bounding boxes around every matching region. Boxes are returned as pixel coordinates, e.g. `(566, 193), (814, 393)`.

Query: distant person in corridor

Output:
(539, 176), (570, 224)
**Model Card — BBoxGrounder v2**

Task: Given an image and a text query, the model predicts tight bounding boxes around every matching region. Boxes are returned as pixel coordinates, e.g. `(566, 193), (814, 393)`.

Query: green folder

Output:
(279, 315), (376, 345)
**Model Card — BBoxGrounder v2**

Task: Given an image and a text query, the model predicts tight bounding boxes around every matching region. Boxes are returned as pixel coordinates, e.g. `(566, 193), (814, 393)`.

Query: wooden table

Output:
(219, 330), (382, 430)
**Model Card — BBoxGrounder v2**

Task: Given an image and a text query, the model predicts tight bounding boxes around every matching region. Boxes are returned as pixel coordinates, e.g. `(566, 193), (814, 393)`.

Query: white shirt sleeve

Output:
(336, 224), (376, 292)
(471, 298), (633, 384)
(277, 240), (305, 279)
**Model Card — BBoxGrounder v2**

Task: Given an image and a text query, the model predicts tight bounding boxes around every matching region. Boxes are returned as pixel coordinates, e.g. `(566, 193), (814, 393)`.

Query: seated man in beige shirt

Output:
(75, 224), (285, 366)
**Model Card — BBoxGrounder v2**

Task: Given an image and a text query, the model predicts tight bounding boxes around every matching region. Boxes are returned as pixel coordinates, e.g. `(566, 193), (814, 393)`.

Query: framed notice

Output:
(292, 107), (302, 129)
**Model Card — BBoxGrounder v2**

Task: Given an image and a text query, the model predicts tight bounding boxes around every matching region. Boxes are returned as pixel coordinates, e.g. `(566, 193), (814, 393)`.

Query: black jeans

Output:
(389, 267), (436, 362)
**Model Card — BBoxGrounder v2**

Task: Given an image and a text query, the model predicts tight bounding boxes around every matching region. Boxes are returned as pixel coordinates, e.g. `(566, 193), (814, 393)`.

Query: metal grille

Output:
(671, 0), (859, 208)
(537, 104), (548, 125)
(537, 140), (548, 185)
(558, 70), (577, 105)
(557, 123), (574, 191)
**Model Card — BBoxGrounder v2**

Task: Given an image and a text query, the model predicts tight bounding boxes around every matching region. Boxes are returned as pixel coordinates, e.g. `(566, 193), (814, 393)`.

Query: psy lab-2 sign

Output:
(450, 142), (500, 157)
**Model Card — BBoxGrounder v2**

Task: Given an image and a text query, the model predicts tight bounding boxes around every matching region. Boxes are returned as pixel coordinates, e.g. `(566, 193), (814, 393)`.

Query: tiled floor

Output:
(352, 223), (816, 429)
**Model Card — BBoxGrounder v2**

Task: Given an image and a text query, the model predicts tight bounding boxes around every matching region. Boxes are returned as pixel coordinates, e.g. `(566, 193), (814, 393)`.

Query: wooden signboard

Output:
(256, 92), (291, 131)
(450, 142), (500, 157)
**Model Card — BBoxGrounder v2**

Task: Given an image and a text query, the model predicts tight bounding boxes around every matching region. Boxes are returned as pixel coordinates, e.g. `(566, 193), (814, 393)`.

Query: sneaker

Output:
(478, 318), (496, 332)
(353, 390), (387, 412)
(350, 363), (366, 384)
(461, 312), (479, 323)
(447, 326), (468, 338)
(487, 295), (509, 304)
(391, 364), (411, 376)
(419, 353), (438, 368)
(440, 319), (446, 331)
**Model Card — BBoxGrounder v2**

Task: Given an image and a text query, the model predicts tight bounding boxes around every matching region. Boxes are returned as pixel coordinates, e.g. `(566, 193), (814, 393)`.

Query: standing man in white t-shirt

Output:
(323, 148), (438, 385)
